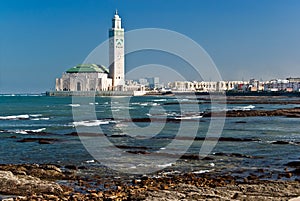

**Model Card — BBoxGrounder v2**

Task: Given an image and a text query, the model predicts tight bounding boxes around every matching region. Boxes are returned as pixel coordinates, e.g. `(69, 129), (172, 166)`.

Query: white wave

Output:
(159, 170), (181, 175)
(29, 114), (42, 117)
(178, 98), (189, 101)
(146, 113), (152, 116)
(31, 117), (50, 121)
(192, 169), (211, 174)
(157, 163), (173, 168)
(68, 104), (80, 107)
(15, 130), (28, 134)
(88, 102), (99, 105)
(174, 115), (203, 120)
(9, 128), (47, 134)
(232, 105), (255, 111)
(27, 128), (46, 133)
(73, 120), (110, 127)
(153, 99), (167, 102)
(86, 160), (95, 163)
(0, 114), (49, 121)
(0, 94), (15, 97)
(0, 114), (30, 120)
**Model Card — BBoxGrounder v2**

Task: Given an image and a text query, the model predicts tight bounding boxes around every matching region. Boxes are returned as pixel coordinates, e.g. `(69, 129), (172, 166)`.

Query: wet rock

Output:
(65, 165), (78, 170)
(213, 152), (258, 159)
(127, 150), (149, 154)
(110, 134), (131, 138)
(38, 139), (54, 144)
(17, 138), (58, 144)
(204, 107), (300, 118)
(180, 154), (199, 160)
(235, 121), (247, 123)
(42, 164), (62, 173)
(232, 192), (239, 199)
(115, 145), (150, 150)
(291, 168), (300, 175)
(286, 161), (300, 167)
(0, 170), (63, 195)
(272, 141), (290, 145)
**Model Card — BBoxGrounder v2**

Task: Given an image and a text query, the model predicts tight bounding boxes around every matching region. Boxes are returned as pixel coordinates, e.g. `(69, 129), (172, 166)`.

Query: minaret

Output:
(109, 10), (125, 90)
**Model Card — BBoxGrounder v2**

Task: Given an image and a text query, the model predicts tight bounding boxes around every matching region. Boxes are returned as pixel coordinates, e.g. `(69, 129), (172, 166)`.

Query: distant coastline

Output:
(173, 91), (300, 97)
(45, 90), (300, 97)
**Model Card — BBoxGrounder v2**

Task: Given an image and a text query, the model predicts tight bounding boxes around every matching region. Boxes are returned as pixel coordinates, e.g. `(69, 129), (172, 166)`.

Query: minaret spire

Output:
(109, 10), (125, 90)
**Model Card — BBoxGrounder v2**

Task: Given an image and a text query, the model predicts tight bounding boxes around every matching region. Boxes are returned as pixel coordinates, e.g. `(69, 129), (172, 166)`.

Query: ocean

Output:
(0, 94), (300, 180)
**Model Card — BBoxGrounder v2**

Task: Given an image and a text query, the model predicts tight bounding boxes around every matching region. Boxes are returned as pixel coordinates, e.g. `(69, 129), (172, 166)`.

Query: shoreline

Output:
(43, 91), (300, 97)
(0, 163), (300, 200)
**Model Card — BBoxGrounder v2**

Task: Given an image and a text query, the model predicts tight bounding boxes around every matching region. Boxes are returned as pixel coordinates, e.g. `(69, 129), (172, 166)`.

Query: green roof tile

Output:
(66, 64), (109, 74)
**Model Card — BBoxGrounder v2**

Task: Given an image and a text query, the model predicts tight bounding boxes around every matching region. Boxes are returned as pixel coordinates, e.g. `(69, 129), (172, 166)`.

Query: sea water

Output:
(0, 95), (300, 178)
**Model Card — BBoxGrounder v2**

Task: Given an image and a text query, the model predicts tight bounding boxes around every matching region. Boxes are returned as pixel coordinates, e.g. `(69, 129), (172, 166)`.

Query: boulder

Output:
(0, 170), (63, 195)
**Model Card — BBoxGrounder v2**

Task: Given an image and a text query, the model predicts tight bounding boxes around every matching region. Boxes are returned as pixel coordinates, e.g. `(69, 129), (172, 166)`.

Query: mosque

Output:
(55, 11), (125, 92)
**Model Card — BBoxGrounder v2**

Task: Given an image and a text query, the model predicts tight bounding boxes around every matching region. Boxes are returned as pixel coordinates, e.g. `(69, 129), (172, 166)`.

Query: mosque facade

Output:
(55, 11), (125, 92)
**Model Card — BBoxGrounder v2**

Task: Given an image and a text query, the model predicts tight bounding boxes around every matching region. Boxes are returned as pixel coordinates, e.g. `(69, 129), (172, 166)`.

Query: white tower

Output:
(109, 10), (125, 90)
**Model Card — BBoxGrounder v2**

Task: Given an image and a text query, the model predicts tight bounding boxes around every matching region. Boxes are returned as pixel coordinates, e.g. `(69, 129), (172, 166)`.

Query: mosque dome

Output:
(66, 64), (109, 74)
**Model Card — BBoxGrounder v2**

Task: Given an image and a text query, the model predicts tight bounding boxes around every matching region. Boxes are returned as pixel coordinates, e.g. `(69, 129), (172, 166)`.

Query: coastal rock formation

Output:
(0, 164), (299, 200)
(142, 181), (300, 201)
(0, 170), (63, 196)
(0, 164), (67, 180)
(204, 108), (300, 118)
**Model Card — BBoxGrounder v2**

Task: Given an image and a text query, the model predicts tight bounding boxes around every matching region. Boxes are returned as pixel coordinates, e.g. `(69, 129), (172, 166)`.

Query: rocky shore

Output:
(204, 107), (300, 118)
(0, 164), (300, 201)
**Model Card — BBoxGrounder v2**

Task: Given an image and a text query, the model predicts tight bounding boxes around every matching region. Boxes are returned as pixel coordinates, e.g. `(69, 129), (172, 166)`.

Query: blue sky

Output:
(0, 0), (300, 93)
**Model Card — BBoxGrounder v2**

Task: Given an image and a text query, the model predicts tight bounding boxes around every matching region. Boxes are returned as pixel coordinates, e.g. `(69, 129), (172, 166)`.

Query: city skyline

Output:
(1, 0), (300, 93)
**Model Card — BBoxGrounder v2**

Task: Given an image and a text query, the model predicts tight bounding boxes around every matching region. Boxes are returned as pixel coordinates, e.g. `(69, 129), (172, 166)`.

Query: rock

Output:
(17, 138), (58, 144)
(1, 198), (14, 201)
(65, 165), (78, 170)
(15, 170), (27, 175)
(232, 192), (239, 199)
(272, 141), (290, 145)
(289, 196), (300, 201)
(38, 139), (54, 144)
(292, 168), (300, 175)
(180, 154), (199, 160)
(286, 161), (300, 167)
(235, 121), (247, 123)
(90, 192), (98, 198)
(0, 170), (63, 195)
(127, 150), (149, 154)
(43, 194), (59, 200)
(43, 164), (62, 173)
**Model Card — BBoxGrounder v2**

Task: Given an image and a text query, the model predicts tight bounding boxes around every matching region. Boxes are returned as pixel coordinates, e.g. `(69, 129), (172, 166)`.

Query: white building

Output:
(55, 64), (112, 91)
(264, 78), (300, 92)
(109, 10), (125, 91)
(56, 11), (125, 92)
(168, 80), (247, 92)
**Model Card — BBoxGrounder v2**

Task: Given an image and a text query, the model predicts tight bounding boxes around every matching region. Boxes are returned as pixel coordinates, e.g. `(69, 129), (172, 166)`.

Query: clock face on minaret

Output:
(109, 10), (125, 89)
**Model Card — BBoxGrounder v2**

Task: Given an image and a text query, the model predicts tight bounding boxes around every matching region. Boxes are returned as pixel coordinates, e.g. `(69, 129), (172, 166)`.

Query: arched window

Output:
(77, 82), (81, 91)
